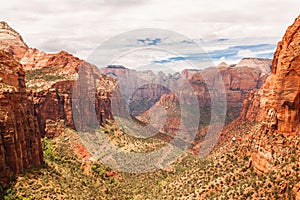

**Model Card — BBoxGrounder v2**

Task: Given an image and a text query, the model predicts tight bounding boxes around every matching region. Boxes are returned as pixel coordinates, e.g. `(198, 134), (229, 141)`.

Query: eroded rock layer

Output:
(0, 22), (116, 137)
(240, 16), (300, 135)
(0, 51), (43, 184)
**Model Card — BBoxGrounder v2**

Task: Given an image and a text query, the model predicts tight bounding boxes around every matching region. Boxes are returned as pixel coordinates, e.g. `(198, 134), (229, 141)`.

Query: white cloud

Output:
(0, 0), (299, 65)
(237, 49), (257, 58)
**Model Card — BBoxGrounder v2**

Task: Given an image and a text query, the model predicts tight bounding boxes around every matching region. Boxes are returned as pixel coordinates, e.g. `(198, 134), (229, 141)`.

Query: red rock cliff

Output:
(0, 22), (28, 60)
(0, 23), (116, 137)
(0, 51), (43, 184)
(240, 15), (300, 135)
(23, 51), (116, 137)
(188, 60), (271, 123)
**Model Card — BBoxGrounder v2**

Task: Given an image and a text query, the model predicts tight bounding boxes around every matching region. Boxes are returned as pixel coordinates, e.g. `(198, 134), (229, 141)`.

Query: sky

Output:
(1, 0), (299, 72)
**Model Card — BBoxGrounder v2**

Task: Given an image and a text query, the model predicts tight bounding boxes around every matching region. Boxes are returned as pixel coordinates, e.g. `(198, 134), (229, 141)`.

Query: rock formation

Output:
(0, 23), (116, 137)
(240, 15), (300, 135)
(24, 54), (116, 137)
(184, 59), (271, 124)
(101, 66), (179, 116)
(0, 51), (43, 184)
(102, 60), (271, 126)
(0, 22), (28, 60)
(235, 58), (272, 76)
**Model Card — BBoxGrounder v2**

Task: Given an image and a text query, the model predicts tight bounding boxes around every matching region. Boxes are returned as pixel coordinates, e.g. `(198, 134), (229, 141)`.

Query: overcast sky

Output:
(1, 0), (299, 70)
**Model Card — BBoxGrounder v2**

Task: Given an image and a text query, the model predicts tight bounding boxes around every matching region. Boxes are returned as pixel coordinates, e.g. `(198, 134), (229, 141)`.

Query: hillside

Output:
(0, 15), (300, 200)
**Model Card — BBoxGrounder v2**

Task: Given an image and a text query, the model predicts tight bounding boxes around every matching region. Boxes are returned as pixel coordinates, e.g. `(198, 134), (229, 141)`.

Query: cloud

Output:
(137, 38), (162, 46)
(148, 39), (277, 68)
(237, 49), (257, 58)
(40, 38), (77, 55)
(0, 0), (299, 68)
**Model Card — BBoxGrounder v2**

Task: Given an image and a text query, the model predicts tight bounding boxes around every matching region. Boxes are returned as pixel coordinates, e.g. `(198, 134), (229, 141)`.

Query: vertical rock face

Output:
(240, 16), (300, 135)
(23, 54), (116, 137)
(0, 51), (43, 184)
(0, 23), (116, 137)
(188, 61), (271, 123)
(100, 66), (175, 116)
(235, 58), (272, 76)
(103, 60), (271, 125)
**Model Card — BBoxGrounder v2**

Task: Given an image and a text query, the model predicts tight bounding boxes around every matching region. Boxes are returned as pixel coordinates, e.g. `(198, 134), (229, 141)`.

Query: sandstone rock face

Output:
(187, 60), (271, 123)
(21, 49), (81, 73)
(32, 80), (75, 136)
(25, 57), (116, 137)
(181, 69), (200, 80)
(136, 60), (271, 143)
(236, 15), (300, 177)
(235, 58), (272, 76)
(0, 23), (116, 137)
(240, 16), (300, 135)
(137, 92), (181, 136)
(101, 66), (176, 116)
(0, 22), (28, 60)
(0, 51), (43, 184)
(103, 60), (271, 125)
(250, 149), (273, 174)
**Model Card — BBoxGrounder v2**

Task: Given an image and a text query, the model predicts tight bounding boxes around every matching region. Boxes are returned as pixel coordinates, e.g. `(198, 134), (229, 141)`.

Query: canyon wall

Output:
(240, 15), (300, 135)
(0, 51), (43, 184)
(183, 58), (271, 124)
(0, 22), (115, 137)
(102, 60), (271, 126)
(24, 52), (116, 137)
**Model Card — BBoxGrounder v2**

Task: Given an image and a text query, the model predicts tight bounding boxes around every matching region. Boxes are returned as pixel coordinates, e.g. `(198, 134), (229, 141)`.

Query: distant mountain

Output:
(102, 57), (272, 134)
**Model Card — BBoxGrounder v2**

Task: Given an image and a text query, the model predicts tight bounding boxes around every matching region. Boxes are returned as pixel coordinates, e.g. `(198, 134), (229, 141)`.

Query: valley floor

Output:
(1, 122), (299, 200)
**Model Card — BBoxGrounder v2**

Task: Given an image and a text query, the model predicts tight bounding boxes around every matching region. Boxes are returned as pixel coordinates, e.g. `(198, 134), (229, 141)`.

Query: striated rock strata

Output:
(0, 22), (28, 60)
(102, 60), (271, 127)
(183, 59), (271, 124)
(0, 51), (43, 184)
(240, 15), (300, 135)
(0, 23), (116, 137)
(24, 54), (116, 137)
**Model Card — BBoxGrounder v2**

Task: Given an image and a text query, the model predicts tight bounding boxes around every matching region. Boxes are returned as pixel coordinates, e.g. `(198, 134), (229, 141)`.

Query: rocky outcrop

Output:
(0, 51), (43, 184)
(181, 69), (200, 80)
(231, 16), (300, 183)
(103, 60), (271, 125)
(0, 23), (116, 137)
(0, 22), (28, 60)
(235, 58), (272, 76)
(188, 60), (271, 123)
(239, 15), (300, 135)
(137, 92), (181, 136)
(101, 66), (174, 116)
(25, 54), (116, 137)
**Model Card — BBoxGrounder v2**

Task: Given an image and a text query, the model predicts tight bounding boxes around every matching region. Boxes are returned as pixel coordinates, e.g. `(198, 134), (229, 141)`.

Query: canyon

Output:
(102, 58), (271, 126)
(0, 14), (299, 199)
(0, 20), (272, 183)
